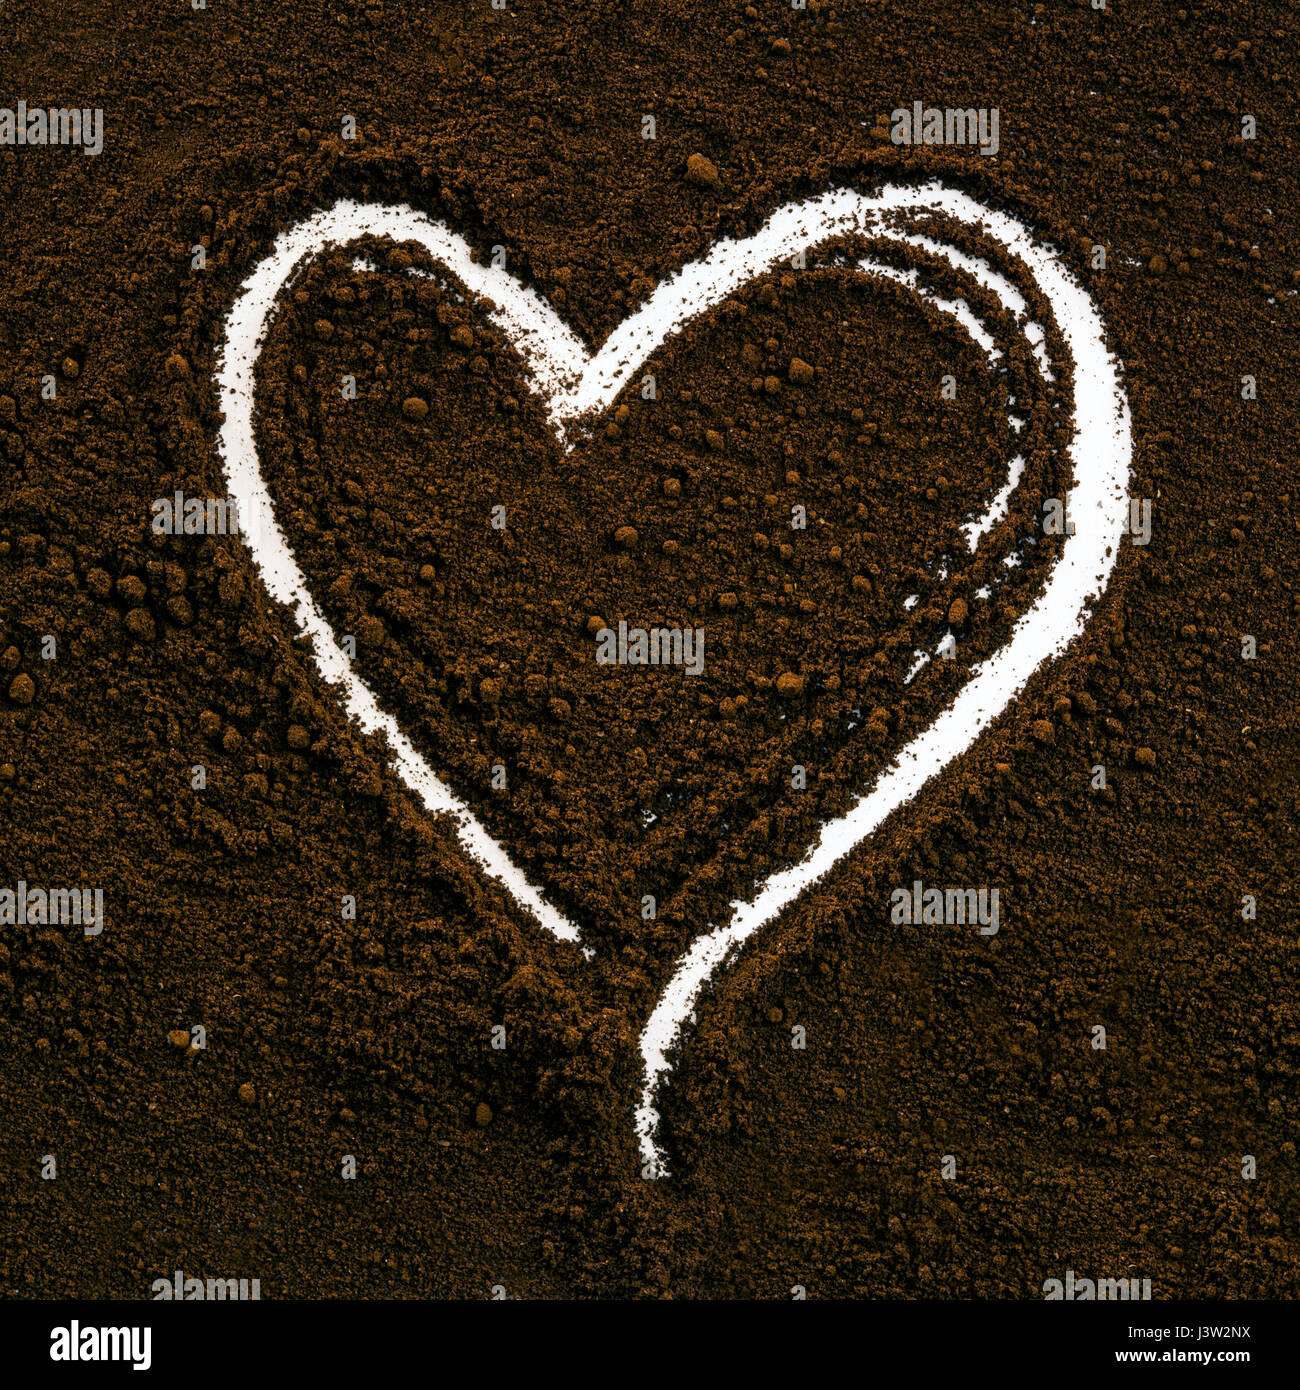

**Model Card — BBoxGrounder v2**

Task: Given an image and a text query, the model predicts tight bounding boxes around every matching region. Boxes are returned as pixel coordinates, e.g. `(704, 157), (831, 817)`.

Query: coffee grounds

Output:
(0, 1), (1296, 1299)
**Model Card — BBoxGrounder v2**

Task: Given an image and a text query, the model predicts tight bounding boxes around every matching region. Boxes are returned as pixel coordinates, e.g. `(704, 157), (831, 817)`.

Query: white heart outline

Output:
(215, 179), (1132, 1172)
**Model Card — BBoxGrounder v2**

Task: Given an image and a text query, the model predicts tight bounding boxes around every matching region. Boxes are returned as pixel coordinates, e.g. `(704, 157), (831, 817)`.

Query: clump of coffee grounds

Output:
(0, 1), (1296, 1299)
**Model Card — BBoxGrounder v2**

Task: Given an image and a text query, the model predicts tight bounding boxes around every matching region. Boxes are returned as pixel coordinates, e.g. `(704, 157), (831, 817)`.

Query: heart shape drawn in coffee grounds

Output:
(216, 180), (1131, 1172)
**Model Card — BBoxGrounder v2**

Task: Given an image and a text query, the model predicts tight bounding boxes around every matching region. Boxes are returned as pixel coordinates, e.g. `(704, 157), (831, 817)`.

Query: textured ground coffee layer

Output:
(0, 1), (1296, 1298)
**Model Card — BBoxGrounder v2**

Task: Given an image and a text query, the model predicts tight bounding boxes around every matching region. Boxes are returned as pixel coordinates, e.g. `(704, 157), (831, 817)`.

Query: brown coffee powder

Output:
(0, 0), (1296, 1300)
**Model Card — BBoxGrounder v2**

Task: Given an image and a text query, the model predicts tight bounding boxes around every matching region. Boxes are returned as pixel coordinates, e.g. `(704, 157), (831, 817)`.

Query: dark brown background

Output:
(0, 0), (1296, 1298)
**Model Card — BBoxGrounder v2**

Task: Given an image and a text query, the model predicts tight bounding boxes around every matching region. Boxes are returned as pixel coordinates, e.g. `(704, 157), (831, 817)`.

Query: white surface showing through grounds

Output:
(215, 181), (1131, 1173)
